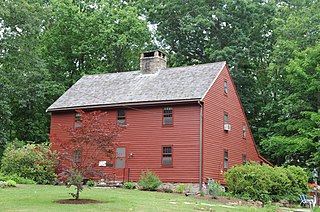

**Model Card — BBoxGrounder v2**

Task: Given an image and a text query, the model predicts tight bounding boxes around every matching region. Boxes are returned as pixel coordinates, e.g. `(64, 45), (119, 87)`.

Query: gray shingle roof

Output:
(47, 61), (226, 112)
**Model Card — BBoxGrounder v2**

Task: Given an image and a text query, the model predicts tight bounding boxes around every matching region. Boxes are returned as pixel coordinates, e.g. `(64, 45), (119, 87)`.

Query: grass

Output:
(0, 184), (302, 211)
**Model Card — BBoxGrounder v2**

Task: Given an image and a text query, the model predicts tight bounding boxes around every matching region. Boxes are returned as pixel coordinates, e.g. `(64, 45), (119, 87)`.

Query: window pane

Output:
(163, 146), (172, 154)
(224, 81), (228, 94)
(163, 117), (172, 125)
(118, 109), (125, 117)
(118, 119), (126, 126)
(162, 157), (172, 165)
(224, 114), (228, 124)
(224, 160), (228, 169)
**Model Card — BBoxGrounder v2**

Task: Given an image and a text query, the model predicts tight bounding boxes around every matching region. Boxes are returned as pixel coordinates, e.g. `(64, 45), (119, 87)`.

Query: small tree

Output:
(52, 110), (122, 200)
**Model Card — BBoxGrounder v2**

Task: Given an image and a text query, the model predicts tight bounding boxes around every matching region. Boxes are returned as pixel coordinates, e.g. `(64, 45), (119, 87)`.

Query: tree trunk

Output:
(76, 185), (80, 200)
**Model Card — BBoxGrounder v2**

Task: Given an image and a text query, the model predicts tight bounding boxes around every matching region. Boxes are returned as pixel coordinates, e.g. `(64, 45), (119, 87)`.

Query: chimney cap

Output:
(141, 50), (167, 60)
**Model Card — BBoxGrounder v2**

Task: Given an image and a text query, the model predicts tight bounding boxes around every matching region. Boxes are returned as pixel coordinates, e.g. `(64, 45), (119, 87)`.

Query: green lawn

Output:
(0, 185), (291, 211)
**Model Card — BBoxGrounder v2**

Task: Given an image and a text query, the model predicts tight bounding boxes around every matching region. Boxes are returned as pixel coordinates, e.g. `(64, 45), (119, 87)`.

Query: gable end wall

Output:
(202, 65), (260, 183)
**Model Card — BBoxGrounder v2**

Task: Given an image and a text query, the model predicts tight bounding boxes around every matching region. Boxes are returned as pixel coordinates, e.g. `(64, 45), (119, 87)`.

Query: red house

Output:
(48, 50), (269, 186)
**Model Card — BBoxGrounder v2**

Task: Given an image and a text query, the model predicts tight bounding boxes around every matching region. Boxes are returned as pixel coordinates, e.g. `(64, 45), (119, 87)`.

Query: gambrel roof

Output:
(47, 61), (226, 112)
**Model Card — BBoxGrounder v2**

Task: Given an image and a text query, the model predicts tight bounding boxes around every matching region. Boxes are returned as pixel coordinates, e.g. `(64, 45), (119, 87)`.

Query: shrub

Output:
(225, 162), (308, 203)
(87, 180), (95, 187)
(0, 172), (36, 184)
(124, 182), (136, 189)
(138, 170), (161, 191)
(0, 142), (57, 184)
(208, 180), (222, 198)
(175, 184), (185, 193)
(6, 180), (16, 187)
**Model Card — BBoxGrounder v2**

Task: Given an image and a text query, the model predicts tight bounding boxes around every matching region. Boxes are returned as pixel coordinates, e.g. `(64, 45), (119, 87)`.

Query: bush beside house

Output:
(225, 162), (308, 203)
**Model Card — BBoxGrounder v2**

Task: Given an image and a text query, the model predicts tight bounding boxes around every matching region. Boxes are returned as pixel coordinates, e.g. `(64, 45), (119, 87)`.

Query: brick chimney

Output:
(140, 50), (167, 74)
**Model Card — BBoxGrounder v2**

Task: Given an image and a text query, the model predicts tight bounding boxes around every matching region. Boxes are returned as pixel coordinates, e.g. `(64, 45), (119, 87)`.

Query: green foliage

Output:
(87, 180), (95, 187)
(208, 180), (222, 199)
(175, 184), (185, 193)
(6, 180), (16, 187)
(124, 182), (136, 189)
(138, 170), (162, 191)
(225, 163), (308, 203)
(0, 173), (36, 184)
(0, 142), (57, 184)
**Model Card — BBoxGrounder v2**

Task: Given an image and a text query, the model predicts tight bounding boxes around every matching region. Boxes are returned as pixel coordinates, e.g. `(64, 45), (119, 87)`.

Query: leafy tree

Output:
(42, 0), (151, 87)
(0, 0), (59, 144)
(52, 110), (123, 200)
(261, 43), (320, 169)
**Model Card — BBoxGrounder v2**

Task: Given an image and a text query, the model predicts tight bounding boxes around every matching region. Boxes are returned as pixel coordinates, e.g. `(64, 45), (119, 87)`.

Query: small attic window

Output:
(224, 81), (228, 94)
(117, 109), (126, 126)
(144, 52), (155, 57)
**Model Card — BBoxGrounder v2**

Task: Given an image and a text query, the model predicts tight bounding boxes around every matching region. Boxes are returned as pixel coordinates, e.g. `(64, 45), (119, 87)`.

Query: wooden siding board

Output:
(202, 65), (261, 183)
(50, 104), (200, 183)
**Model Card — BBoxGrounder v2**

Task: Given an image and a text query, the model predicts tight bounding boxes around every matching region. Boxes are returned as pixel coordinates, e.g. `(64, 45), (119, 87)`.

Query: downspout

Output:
(198, 100), (203, 191)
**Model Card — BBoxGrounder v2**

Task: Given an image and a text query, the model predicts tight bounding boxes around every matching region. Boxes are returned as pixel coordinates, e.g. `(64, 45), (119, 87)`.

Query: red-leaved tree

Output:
(51, 110), (123, 200)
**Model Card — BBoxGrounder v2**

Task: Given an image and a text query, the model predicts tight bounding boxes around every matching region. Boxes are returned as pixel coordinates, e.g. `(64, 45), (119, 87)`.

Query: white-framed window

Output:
(162, 146), (173, 166)
(224, 81), (228, 94)
(163, 106), (173, 125)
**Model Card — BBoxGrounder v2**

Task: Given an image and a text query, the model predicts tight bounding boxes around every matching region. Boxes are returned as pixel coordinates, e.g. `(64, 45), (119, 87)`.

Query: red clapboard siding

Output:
(50, 104), (201, 183)
(202, 65), (261, 184)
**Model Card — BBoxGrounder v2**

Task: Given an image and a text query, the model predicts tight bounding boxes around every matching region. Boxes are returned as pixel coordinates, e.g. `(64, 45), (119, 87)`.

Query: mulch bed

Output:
(54, 199), (102, 204)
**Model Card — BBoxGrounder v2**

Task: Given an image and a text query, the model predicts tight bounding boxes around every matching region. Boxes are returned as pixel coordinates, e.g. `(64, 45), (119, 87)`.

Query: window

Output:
(224, 81), (228, 94)
(224, 113), (228, 125)
(74, 150), (81, 163)
(117, 109), (126, 126)
(74, 113), (81, 128)
(243, 124), (247, 138)
(224, 150), (228, 169)
(162, 146), (172, 166)
(242, 154), (247, 165)
(163, 106), (173, 125)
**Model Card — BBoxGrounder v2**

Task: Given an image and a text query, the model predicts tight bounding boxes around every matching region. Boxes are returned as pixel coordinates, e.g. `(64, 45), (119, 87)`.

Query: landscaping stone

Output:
(279, 199), (289, 207)
(255, 201), (263, 208)
(157, 182), (200, 193)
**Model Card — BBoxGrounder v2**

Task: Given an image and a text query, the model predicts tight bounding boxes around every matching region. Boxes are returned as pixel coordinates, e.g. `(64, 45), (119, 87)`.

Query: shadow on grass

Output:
(53, 199), (103, 204)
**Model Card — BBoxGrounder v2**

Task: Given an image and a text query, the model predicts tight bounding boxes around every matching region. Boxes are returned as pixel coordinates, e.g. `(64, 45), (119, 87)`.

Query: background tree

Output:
(258, 1), (320, 169)
(53, 110), (122, 200)
(42, 0), (151, 87)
